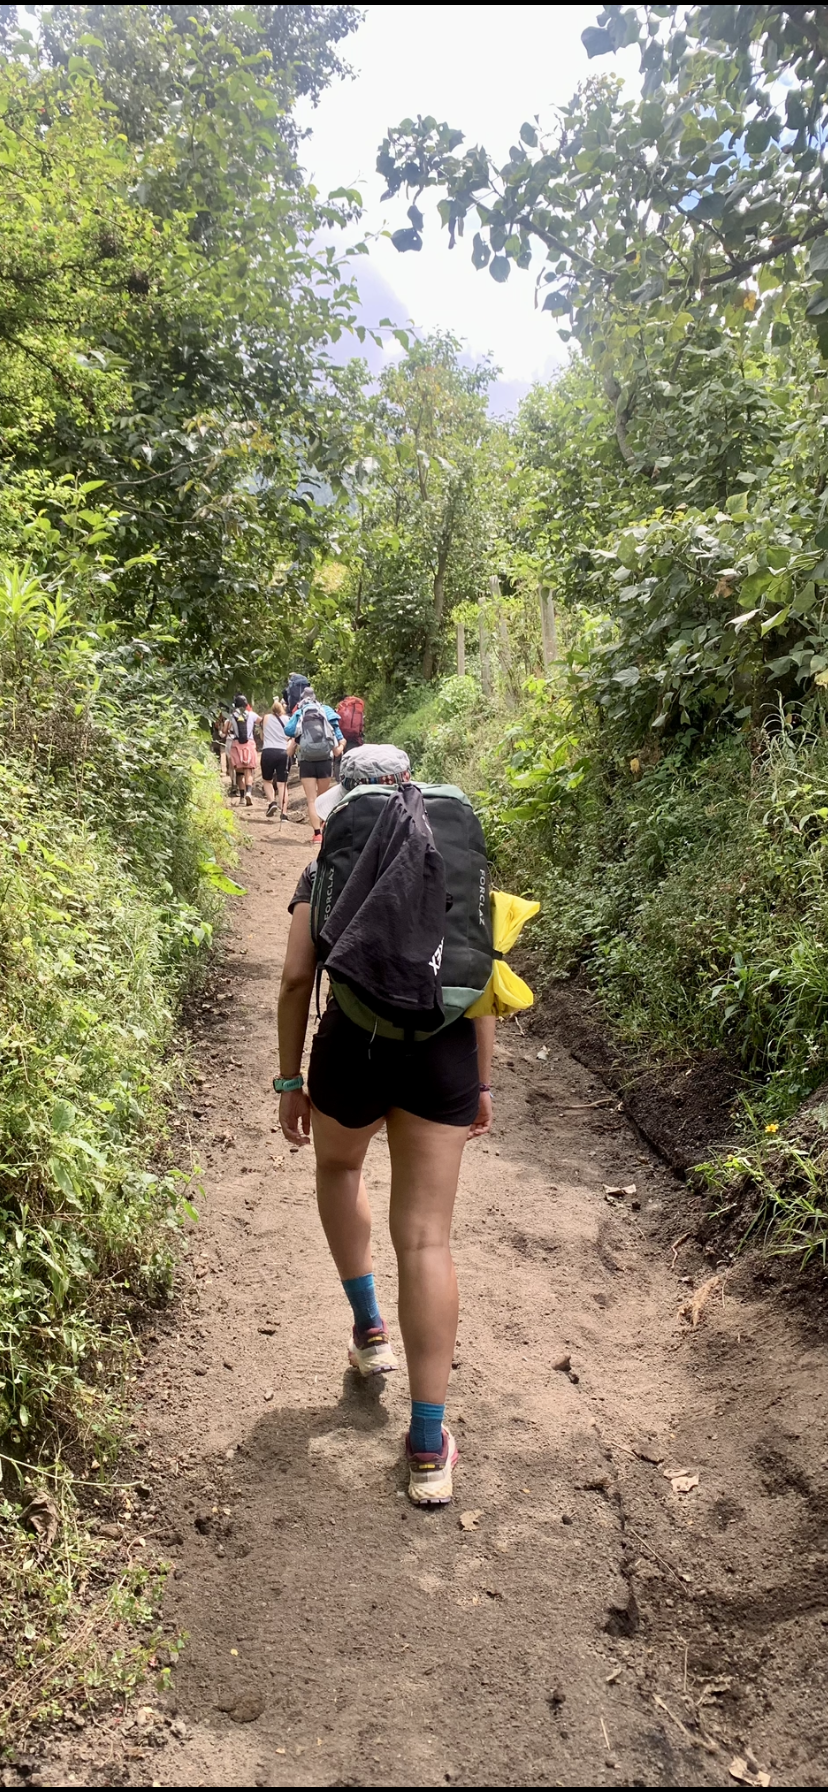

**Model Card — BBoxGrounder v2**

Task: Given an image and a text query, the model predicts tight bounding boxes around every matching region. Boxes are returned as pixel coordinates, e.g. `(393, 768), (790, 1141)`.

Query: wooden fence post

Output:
(478, 594), (492, 697)
(456, 619), (465, 677)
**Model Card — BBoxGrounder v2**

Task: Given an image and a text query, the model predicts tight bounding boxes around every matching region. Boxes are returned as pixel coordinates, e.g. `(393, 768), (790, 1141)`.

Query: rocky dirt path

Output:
(43, 793), (828, 1787)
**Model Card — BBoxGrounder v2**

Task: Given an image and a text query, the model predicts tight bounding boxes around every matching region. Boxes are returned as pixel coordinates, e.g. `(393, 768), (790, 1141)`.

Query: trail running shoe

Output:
(266, 800), (280, 818)
(406, 1427), (459, 1507)
(348, 1322), (398, 1378)
(245, 790), (253, 806)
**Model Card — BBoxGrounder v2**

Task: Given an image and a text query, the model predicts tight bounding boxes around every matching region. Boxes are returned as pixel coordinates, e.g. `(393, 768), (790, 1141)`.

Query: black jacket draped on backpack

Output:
(319, 784), (447, 1032)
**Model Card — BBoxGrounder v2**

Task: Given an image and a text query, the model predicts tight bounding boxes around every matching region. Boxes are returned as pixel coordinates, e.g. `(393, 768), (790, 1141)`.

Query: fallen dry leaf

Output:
(729, 1756), (770, 1788)
(682, 1274), (721, 1329)
(459, 1509), (483, 1532)
(671, 1473), (699, 1495)
(21, 1490), (59, 1554)
(603, 1183), (637, 1198)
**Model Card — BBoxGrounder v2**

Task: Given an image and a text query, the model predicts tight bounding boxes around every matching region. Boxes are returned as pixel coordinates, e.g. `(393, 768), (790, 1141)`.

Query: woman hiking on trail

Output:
(282, 686), (344, 842)
(226, 694), (260, 805)
(260, 698), (290, 820)
(274, 746), (496, 1507)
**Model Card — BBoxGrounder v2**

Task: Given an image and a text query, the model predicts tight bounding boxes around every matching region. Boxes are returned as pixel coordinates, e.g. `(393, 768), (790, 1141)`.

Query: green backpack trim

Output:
(329, 977), (486, 1043)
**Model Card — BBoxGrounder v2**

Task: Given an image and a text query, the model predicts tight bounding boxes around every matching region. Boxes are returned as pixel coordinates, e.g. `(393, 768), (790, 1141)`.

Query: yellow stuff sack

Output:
(465, 890), (540, 1018)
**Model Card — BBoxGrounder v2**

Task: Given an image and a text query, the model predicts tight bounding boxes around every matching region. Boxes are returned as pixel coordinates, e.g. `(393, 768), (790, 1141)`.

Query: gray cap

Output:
(340, 744), (411, 790)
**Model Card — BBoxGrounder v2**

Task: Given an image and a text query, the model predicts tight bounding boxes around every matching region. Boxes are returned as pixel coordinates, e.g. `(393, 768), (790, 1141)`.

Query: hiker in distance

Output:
(275, 745), (496, 1507)
(283, 686), (344, 842)
(260, 697), (291, 821)
(226, 693), (260, 806)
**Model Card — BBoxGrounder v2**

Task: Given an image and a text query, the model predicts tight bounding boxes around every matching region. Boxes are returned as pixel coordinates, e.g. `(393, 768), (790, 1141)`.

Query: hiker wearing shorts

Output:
(226, 693), (260, 806)
(282, 687), (344, 842)
(275, 746), (496, 1507)
(260, 699), (290, 820)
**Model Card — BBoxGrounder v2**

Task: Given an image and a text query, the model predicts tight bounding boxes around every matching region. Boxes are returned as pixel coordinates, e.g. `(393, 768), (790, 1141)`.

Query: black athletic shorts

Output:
(298, 757), (333, 781)
(260, 747), (289, 783)
(308, 1002), (480, 1129)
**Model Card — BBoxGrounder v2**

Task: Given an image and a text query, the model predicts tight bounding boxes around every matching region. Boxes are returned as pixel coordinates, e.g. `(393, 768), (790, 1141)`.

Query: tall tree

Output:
(341, 335), (498, 686)
(0, 9), (363, 671)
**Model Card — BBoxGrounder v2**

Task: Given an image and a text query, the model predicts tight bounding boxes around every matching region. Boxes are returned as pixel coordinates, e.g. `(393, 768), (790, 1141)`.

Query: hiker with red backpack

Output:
(282, 686), (344, 842)
(336, 695), (365, 753)
(274, 745), (498, 1507)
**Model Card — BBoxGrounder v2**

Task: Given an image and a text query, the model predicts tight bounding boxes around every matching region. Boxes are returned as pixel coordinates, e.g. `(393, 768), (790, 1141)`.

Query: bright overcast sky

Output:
(295, 4), (639, 413)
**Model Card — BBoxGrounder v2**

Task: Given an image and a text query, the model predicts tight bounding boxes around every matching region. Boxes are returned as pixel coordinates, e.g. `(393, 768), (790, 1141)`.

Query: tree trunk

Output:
(540, 583), (557, 667)
(422, 534), (452, 680)
(456, 620), (465, 676)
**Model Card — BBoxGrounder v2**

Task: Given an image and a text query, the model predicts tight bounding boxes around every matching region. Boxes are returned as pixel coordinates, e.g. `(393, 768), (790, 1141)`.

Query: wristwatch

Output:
(273, 1074), (304, 1094)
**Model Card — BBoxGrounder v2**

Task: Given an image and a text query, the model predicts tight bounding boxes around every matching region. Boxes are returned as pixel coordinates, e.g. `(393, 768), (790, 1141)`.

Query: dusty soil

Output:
(24, 788), (828, 1788)
(533, 975), (744, 1174)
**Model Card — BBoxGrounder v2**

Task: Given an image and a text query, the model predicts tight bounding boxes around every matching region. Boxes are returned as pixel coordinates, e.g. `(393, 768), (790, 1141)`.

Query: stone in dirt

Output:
(215, 1692), (265, 1724)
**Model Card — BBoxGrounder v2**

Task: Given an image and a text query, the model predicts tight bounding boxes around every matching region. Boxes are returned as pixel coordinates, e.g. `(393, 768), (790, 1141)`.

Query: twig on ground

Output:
(653, 1692), (720, 1756)
(671, 1231), (691, 1267)
(626, 1527), (691, 1589)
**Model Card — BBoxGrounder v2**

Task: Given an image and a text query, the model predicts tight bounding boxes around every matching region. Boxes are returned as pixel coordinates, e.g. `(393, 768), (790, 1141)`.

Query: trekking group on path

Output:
(211, 676), (537, 1506)
(211, 676), (366, 839)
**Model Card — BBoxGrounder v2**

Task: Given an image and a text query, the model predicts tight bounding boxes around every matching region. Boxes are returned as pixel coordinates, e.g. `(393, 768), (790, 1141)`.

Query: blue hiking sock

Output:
(410, 1399), (445, 1455)
(342, 1273), (382, 1332)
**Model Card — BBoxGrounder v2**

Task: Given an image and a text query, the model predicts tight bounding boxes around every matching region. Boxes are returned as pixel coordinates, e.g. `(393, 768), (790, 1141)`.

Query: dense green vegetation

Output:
(0, 0), (367, 1736)
(359, 5), (828, 1242)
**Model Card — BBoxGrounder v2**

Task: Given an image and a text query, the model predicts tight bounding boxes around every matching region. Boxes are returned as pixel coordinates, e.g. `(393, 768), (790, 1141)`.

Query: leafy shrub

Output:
(477, 706), (828, 1124)
(374, 673), (489, 783)
(0, 560), (234, 1447)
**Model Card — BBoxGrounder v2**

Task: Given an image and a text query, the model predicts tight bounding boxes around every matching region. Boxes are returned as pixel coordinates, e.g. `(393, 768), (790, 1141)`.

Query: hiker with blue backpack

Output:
(283, 686), (344, 842)
(274, 745), (537, 1507)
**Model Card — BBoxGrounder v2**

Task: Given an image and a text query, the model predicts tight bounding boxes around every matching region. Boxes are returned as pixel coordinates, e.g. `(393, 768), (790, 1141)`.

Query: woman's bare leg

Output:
(386, 1109), (467, 1405)
(262, 776), (275, 803)
(310, 1106), (384, 1280)
(300, 774), (321, 830)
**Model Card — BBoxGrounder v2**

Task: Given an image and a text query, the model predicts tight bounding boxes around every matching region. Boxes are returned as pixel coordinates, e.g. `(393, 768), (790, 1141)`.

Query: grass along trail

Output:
(34, 789), (828, 1788)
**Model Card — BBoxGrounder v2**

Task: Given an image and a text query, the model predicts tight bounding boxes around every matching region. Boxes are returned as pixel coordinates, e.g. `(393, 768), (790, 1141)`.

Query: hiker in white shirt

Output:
(260, 700), (290, 820)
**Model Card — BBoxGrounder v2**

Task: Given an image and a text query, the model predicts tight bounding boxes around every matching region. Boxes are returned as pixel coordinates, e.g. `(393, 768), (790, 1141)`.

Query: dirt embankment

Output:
(17, 794), (828, 1790)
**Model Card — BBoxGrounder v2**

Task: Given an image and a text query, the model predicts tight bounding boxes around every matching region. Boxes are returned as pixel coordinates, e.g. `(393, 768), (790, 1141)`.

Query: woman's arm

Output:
(469, 1014), (496, 1138)
(277, 904), (316, 1145)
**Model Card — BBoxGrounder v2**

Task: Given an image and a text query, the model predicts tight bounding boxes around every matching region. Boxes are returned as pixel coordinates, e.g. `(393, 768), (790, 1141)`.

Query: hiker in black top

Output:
(276, 747), (495, 1508)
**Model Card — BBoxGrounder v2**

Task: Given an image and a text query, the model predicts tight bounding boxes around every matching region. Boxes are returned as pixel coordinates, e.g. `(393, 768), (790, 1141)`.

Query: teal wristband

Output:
(273, 1074), (303, 1094)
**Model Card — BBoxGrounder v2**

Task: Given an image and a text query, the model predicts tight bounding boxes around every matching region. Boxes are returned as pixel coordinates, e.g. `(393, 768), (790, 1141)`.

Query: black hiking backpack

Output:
(310, 783), (493, 1040)
(232, 705), (251, 744)
(286, 672), (309, 714)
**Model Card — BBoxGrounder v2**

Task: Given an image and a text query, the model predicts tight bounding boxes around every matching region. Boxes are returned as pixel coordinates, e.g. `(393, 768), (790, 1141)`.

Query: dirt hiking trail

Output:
(37, 792), (828, 1787)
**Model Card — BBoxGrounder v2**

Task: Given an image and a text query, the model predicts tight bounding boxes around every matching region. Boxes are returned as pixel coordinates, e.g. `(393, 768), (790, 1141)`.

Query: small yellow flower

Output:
(765, 1123), (779, 1134)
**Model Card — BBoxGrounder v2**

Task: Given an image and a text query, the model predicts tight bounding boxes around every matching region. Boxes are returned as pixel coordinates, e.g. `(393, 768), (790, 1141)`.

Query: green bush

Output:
(477, 707), (828, 1123)
(373, 673), (490, 784)
(0, 561), (235, 1449)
